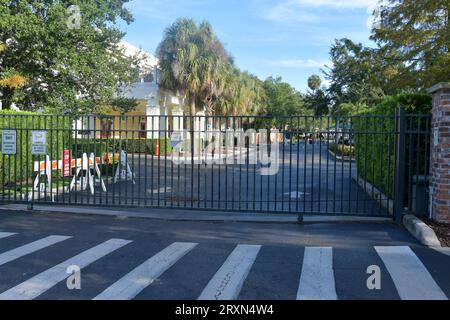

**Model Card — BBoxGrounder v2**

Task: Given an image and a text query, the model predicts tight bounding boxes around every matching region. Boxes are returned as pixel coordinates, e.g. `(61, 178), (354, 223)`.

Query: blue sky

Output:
(121, 0), (379, 93)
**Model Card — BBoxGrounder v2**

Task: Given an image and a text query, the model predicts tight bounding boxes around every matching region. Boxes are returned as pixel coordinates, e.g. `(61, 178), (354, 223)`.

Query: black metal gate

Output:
(0, 109), (430, 220)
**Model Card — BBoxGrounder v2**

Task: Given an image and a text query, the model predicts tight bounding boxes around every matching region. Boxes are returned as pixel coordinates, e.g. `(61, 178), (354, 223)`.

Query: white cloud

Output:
(264, 0), (379, 26)
(293, 0), (377, 8)
(267, 58), (332, 68)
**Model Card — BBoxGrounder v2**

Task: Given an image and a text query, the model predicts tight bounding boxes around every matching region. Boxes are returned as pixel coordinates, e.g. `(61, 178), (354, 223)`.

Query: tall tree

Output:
(307, 74), (321, 92)
(157, 18), (231, 117)
(0, 0), (140, 113)
(323, 39), (386, 107)
(371, 0), (450, 89)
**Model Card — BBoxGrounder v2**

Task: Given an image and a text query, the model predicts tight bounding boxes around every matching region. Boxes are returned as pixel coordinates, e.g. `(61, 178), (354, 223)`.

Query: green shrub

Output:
(354, 92), (432, 200)
(72, 138), (171, 157)
(329, 143), (354, 158)
(0, 111), (71, 188)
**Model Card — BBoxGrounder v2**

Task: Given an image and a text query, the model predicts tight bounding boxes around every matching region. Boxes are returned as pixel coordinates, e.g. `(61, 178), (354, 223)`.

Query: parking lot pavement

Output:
(0, 210), (448, 300)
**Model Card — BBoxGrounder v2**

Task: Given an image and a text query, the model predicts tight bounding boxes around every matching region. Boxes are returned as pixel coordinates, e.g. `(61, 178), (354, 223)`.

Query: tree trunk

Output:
(189, 96), (196, 117)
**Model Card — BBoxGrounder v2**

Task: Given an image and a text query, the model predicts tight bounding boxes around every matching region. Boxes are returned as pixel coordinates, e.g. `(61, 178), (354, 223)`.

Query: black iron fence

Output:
(0, 110), (430, 219)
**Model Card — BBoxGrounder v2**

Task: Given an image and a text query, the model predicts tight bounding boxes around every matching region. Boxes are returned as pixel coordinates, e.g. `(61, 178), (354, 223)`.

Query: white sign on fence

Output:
(31, 130), (47, 155)
(170, 131), (183, 149)
(1, 130), (17, 155)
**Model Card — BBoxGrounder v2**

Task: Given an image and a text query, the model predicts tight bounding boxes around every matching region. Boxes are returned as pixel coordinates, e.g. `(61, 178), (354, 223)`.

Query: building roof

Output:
(119, 41), (158, 71)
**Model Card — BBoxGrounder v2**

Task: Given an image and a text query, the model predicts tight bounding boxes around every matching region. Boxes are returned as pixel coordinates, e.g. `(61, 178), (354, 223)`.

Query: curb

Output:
(0, 204), (393, 224)
(403, 214), (441, 247)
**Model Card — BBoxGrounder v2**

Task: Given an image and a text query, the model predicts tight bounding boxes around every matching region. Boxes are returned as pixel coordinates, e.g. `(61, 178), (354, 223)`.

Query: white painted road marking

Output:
(297, 247), (337, 300)
(0, 232), (16, 239)
(0, 238), (131, 300)
(0, 235), (72, 266)
(198, 244), (261, 300)
(375, 246), (448, 300)
(94, 242), (197, 300)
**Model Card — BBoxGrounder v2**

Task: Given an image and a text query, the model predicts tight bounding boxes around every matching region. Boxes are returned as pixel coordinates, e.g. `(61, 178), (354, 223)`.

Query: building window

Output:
(139, 121), (146, 138)
(101, 119), (113, 139)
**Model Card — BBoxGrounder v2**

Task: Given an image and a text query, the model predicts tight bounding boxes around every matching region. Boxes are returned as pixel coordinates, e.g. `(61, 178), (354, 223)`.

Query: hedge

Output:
(0, 111), (71, 187)
(72, 138), (171, 158)
(354, 93), (432, 201)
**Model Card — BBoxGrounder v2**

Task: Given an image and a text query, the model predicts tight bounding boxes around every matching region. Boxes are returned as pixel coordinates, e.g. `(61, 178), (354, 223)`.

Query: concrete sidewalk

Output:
(0, 203), (393, 224)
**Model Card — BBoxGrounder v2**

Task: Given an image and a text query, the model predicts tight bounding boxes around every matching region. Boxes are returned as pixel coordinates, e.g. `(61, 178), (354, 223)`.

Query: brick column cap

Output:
(427, 82), (450, 94)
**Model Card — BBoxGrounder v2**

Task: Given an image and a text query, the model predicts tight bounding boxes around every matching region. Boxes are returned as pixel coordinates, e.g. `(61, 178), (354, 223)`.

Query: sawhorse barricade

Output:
(114, 150), (135, 185)
(29, 153), (108, 202)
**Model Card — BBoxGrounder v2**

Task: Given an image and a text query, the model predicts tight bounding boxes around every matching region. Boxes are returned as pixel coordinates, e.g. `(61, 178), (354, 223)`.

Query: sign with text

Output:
(62, 149), (72, 177)
(1, 130), (17, 155)
(31, 131), (47, 155)
(170, 131), (183, 149)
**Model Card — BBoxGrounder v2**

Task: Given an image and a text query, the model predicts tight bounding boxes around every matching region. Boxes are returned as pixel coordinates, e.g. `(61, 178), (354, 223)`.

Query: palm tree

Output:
(157, 18), (201, 117)
(157, 19), (232, 119)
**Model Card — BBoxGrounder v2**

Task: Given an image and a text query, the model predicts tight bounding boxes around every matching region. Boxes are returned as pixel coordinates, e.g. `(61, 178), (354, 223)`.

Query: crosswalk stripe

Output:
(297, 247), (337, 300)
(94, 242), (197, 300)
(0, 232), (16, 239)
(375, 246), (448, 300)
(198, 244), (261, 300)
(0, 238), (131, 300)
(0, 235), (72, 266)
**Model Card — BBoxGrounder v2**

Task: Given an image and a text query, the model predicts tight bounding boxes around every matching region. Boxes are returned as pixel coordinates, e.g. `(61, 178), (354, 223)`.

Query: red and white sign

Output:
(62, 150), (72, 177)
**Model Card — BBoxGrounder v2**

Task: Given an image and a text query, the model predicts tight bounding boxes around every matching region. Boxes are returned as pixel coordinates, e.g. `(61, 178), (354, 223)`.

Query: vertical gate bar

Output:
(93, 116), (97, 205)
(144, 115), (148, 207)
(386, 115), (393, 214)
(151, 116), (155, 207)
(8, 115), (12, 202)
(231, 116), (236, 211)
(407, 115), (414, 212)
(370, 116), (376, 215)
(354, 116), (361, 213)
(288, 117), (293, 212)
(104, 115), (108, 206)
(377, 116), (383, 215)
(14, 115), (18, 201)
(252, 116), (256, 211)
(218, 116), (222, 209)
(265, 121), (269, 211)
(303, 116), (308, 213)
(206, 115), (209, 209)
(157, 115), (161, 207)
(415, 116), (422, 213)
(190, 116), (194, 209)
(318, 116), (323, 213)
(363, 116), (369, 214)
(348, 116), (353, 213)
(340, 117), (345, 213)
(112, 116), (116, 206)
(56, 115), (60, 204)
(310, 117), (315, 213)
(197, 115), (201, 209)
(325, 116), (330, 213)
(281, 119), (286, 212)
(19, 115), (23, 202)
(295, 116), (300, 212)
(333, 117), (338, 213)
(212, 116), (216, 209)
(164, 114), (168, 208)
(1, 116), (4, 201)
(394, 107), (406, 223)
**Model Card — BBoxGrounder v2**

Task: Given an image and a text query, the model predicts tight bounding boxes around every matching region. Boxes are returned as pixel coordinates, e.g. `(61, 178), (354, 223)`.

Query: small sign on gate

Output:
(170, 131), (183, 149)
(1, 130), (17, 155)
(31, 131), (47, 155)
(62, 149), (72, 177)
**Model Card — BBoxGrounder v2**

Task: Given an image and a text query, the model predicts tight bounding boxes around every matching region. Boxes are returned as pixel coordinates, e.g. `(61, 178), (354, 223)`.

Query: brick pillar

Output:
(428, 82), (450, 223)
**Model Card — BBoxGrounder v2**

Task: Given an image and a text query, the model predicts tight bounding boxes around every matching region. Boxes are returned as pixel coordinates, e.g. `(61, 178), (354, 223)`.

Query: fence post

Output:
(394, 107), (406, 223)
